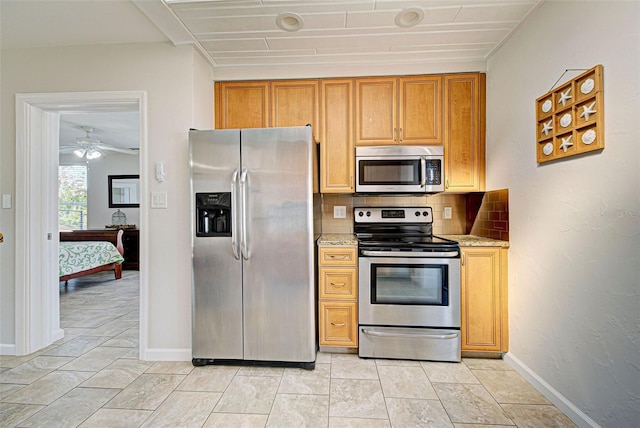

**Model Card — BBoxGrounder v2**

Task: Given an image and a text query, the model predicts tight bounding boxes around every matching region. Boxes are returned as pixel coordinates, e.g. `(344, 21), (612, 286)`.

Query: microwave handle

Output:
(420, 157), (426, 188)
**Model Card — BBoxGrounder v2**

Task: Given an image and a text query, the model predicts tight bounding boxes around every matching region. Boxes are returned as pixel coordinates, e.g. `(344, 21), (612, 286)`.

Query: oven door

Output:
(359, 255), (460, 328)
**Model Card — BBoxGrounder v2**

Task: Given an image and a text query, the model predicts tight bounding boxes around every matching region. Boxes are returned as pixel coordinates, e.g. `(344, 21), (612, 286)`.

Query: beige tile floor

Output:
(0, 271), (577, 427)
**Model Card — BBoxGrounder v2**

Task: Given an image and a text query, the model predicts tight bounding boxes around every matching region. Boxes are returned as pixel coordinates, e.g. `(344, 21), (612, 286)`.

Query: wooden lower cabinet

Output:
(319, 301), (358, 347)
(460, 246), (508, 353)
(318, 245), (358, 349)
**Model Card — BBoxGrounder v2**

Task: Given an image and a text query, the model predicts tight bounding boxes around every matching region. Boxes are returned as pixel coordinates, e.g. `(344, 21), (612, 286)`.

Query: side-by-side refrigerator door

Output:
(190, 129), (243, 360)
(240, 126), (316, 363)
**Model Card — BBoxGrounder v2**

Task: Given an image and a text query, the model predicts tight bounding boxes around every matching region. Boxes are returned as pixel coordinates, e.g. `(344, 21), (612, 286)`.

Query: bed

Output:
(59, 229), (125, 285)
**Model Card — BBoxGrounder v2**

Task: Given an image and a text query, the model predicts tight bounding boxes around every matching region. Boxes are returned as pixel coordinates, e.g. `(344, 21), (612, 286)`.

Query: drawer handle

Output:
(361, 328), (459, 340)
(331, 322), (346, 327)
(327, 255), (348, 260)
(330, 282), (346, 287)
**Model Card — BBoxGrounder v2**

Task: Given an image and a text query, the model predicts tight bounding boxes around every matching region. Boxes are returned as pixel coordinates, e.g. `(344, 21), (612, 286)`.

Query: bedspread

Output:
(59, 241), (124, 277)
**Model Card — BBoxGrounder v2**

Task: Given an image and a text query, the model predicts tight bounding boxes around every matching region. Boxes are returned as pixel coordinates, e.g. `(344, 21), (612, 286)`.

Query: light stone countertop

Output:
(317, 234), (508, 248)
(442, 234), (510, 248)
(317, 234), (358, 246)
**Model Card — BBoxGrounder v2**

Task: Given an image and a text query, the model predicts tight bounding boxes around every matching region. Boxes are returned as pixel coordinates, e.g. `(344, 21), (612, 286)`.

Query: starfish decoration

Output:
(579, 101), (597, 121)
(541, 120), (553, 136)
(558, 87), (572, 106)
(559, 135), (573, 152)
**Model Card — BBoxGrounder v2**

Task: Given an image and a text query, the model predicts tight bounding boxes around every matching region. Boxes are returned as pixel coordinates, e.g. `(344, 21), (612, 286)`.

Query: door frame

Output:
(15, 91), (148, 356)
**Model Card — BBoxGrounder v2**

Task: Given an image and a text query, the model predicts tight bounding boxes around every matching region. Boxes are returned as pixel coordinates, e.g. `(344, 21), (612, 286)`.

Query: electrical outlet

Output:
(444, 206), (452, 219)
(333, 206), (346, 219)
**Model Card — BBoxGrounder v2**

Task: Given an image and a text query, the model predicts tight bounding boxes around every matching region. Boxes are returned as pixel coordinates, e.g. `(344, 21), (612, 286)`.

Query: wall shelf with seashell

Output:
(535, 64), (604, 163)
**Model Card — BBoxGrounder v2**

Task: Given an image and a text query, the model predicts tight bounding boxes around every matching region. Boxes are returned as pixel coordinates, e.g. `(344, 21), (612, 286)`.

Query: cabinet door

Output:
(270, 80), (319, 142)
(319, 301), (358, 347)
(399, 76), (442, 145)
(219, 81), (269, 129)
(461, 247), (507, 352)
(321, 79), (354, 193)
(444, 74), (486, 192)
(355, 77), (397, 145)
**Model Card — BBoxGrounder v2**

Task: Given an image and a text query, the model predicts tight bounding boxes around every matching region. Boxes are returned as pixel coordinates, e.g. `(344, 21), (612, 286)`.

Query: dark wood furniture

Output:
(122, 229), (139, 270)
(59, 229), (124, 284)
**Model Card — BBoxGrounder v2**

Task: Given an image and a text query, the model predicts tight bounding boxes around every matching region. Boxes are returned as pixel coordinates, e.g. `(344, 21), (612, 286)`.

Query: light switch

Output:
(151, 192), (168, 209)
(2, 194), (11, 209)
(444, 206), (452, 219)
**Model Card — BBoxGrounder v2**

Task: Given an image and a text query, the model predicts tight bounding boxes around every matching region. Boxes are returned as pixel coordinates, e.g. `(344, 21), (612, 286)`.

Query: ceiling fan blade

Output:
(97, 145), (139, 155)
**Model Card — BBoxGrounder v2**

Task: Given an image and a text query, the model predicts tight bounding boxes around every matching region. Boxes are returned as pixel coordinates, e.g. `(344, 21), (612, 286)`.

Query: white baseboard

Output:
(0, 343), (17, 356)
(52, 328), (64, 342)
(141, 347), (191, 361)
(503, 353), (600, 428)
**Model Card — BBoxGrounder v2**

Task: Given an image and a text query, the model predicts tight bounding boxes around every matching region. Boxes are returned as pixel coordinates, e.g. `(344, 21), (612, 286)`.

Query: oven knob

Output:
(415, 211), (420, 217)
(423, 211), (428, 216)
(366, 211), (371, 217)
(358, 211), (364, 217)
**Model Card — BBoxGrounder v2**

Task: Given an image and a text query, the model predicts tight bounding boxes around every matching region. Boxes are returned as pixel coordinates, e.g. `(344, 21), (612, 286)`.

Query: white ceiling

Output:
(59, 111), (140, 152)
(151, 0), (542, 74)
(2, 0), (542, 150)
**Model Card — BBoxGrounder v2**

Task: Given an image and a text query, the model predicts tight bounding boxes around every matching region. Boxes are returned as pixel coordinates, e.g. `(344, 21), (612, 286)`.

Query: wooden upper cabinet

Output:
(219, 81), (269, 129)
(399, 75), (442, 145)
(355, 76), (442, 146)
(444, 73), (486, 192)
(355, 77), (397, 145)
(321, 79), (354, 193)
(270, 80), (320, 142)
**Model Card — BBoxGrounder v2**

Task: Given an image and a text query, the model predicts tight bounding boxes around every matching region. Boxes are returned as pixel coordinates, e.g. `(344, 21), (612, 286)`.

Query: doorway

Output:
(14, 91), (148, 356)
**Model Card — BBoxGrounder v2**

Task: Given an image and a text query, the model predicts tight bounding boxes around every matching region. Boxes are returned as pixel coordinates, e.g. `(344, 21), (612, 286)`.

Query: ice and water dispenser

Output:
(195, 193), (231, 237)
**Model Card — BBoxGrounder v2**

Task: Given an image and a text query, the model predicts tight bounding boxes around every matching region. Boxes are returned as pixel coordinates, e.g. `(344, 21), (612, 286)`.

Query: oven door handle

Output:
(361, 328), (459, 340)
(360, 250), (459, 258)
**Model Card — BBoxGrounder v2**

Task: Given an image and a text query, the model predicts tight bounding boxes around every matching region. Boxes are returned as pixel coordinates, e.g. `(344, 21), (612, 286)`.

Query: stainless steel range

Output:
(355, 206), (461, 362)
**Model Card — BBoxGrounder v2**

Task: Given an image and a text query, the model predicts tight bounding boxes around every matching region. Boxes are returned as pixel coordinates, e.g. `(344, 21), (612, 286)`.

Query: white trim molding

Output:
(14, 91), (148, 358)
(504, 353), (601, 428)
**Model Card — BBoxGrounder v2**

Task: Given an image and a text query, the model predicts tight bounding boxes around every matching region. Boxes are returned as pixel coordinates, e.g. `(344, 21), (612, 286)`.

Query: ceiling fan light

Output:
(395, 8), (424, 28)
(73, 149), (86, 158)
(86, 150), (102, 160)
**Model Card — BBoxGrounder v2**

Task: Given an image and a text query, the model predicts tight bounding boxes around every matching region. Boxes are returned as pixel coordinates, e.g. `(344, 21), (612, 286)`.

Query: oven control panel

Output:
(354, 207), (433, 223)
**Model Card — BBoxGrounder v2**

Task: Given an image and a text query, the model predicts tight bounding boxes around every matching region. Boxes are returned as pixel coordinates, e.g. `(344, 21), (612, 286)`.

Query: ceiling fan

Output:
(60, 126), (138, 160)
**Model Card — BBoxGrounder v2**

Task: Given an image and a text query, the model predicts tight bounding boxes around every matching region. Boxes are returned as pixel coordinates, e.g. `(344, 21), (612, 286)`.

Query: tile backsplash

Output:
(469, 188), (510, 241)
(320, 193), (468, 235)
(320, 188), (509, 241)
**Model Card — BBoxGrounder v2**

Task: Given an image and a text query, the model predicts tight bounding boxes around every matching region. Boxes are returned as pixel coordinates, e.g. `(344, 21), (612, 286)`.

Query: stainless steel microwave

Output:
(355, 146), (444, 194)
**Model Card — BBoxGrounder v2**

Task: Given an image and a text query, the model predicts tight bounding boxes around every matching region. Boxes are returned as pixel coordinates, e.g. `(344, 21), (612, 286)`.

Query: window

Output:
(59, 165), (88, 230)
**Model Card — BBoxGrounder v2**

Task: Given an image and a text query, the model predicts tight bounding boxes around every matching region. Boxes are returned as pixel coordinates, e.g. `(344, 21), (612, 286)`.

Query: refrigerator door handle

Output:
(231, 169), (240, 260)
(240, 168), (249, 260)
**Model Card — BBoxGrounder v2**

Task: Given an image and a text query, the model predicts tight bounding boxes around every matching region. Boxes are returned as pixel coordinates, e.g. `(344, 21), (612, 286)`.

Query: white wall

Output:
(60, 153), (141, 229)
(0, 42), (213, 355)
(486, 2), (639, 427)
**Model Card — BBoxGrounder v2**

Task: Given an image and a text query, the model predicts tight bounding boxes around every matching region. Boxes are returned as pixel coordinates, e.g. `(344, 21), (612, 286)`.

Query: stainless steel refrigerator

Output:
(190, 126), (318, 369)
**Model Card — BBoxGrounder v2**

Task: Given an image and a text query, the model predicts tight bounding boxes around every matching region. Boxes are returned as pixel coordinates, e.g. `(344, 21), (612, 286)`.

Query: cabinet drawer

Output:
(319, 301), (358, 347)
(319, 247), (357, 266)
(319, 267), (357, 299)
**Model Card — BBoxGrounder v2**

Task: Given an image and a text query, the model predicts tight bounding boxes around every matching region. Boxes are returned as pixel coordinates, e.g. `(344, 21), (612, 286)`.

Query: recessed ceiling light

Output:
(276, 12), (304, 32)
(395, 8), (424, 28)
